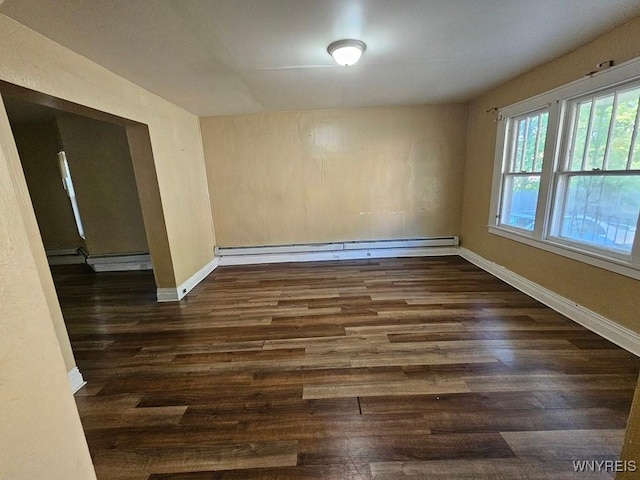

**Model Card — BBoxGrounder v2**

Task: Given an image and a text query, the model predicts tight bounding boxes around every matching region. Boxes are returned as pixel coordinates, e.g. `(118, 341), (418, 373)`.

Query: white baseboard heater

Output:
(86, 253), (153, 272)
(215, 236), (459, 266)
(46, 248), (152, 272)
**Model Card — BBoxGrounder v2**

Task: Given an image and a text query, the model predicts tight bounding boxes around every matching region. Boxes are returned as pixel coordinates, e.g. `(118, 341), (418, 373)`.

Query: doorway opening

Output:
(0, 81), (175, 392)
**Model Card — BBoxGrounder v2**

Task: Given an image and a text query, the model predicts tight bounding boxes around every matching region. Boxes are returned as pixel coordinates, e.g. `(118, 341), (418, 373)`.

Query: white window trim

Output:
(489, 56), (640, 281)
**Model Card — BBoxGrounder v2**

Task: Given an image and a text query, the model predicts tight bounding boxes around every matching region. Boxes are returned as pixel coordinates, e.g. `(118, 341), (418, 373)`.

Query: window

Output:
(490, 58), (640, 279)
(57, 150), (85, 240)
(551, 85), (640, 256)
(499, 109), (548, 232)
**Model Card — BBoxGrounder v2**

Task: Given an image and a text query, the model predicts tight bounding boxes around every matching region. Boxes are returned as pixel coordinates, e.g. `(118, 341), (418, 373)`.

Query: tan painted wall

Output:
(0, 98), (77, 376)
(0, 13), (215, 474)
(0, 97), (96, 479)
(0, 13), (215, 288)
(56, 114), (148, 256)
(12, 120), (84, 251)
(618, 374), (640, 479)
(0, 12), (216, 373)
(201, 105), (468, 247)
(126, 124), (176, 282)
(461, 17), (640, 332)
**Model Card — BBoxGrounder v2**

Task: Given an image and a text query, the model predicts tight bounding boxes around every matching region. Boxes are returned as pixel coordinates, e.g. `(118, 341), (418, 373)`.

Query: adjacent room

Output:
(2, 1), (640, 479)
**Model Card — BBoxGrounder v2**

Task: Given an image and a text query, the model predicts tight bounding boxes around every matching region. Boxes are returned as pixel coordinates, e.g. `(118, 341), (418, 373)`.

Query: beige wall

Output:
(619, 374), (640, 479)
(0, 97), (95, 479)
(12, 120), (84, 251)
(461, 17), (640, 332)
(0, 13), (215, 288)
(0, 99), (77, 377)
(57, 114), (148, 256)
(0, 13), (216, 475)
(0, 4), (216, 373)
(0, 11), (217, 369)
(201, 105), (468, 247)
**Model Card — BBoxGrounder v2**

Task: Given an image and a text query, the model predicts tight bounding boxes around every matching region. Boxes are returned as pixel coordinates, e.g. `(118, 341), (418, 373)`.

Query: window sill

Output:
(488, 226), (640, 281)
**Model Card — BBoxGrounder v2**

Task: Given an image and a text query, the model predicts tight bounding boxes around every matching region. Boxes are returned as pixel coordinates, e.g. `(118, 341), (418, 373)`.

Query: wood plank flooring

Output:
(52, 256), (640, 479)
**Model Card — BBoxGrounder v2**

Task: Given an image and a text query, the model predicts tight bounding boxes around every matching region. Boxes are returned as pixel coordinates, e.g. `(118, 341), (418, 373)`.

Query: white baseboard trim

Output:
(159, 242), (457, 301)
(67, 366), (86, 394)
(157, 257), (219, 302)
(459, 247), (640, 357)
(218, 246), (460, 266)
(156, 287), (180, 302)
(87, 253), (152, 272)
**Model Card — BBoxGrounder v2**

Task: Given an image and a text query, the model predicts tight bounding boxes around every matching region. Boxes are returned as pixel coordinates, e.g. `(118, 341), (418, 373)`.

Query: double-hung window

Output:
(499, 109), (548, 232)
(490, 58), (640, 279)
(551, 84), (640, 257)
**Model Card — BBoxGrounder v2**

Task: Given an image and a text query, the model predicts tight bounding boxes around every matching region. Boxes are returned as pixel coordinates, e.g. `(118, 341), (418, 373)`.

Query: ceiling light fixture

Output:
(327, 39), (366, 67)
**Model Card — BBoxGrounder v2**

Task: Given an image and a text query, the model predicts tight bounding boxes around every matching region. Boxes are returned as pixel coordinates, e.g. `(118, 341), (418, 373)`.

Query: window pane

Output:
(585, 94), (614, 170)
(558, 175), (640, 253)
(607, 86), (640, 170)
(501, 175), (541, 231)
(534, 112), (548, 171)
(570, 100), (592, 171)
(522, 114), (538, 172)
(57, 151), (85, 240)
(513, 119), (526, 171)
(510, 111), (548, 173)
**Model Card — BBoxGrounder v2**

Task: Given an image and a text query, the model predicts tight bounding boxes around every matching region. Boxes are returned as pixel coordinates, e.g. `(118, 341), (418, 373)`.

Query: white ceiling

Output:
(2, 0), (640, 116)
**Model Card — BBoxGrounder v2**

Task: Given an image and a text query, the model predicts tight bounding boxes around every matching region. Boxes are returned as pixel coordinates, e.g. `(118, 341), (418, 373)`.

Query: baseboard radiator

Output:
(86, 253), (153, 272)
(215, 236), (459, 266)
(46, 248), (152, 272)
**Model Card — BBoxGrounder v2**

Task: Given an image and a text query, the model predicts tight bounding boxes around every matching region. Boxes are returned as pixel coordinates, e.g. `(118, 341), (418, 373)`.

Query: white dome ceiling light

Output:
(327, 39), (366, 67)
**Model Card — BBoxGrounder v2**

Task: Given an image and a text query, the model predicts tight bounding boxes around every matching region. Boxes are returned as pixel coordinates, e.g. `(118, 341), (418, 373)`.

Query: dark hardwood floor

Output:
(53, 256), (640, 479)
